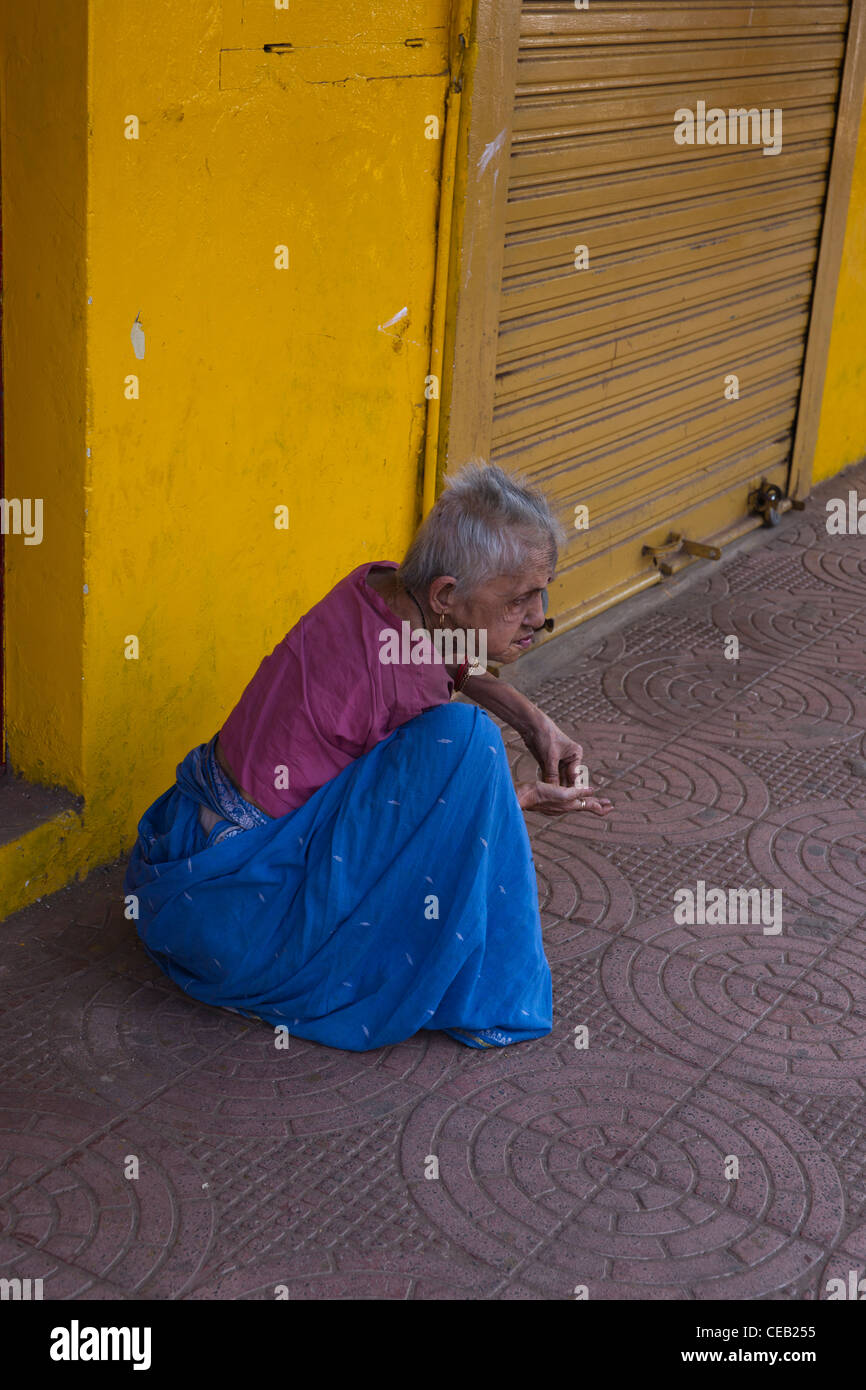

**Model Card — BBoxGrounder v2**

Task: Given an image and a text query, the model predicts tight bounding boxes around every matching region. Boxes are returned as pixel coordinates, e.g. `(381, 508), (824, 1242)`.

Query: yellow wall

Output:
(813, 83), (866, 482)
(1, 0), (451, 911)
(1, 1), (865, 918)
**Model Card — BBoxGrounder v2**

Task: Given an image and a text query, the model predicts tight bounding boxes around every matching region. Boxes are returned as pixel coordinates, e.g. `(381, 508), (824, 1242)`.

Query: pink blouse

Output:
(218, 561), (454, 817)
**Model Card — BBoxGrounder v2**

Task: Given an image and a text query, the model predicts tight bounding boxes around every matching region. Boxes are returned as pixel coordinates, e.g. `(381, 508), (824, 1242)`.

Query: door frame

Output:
(437, 0), (521, 484)
(790, 0), (866, 497)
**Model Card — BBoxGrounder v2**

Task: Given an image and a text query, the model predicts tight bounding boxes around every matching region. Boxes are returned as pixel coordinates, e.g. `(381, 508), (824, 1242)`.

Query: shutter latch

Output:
(642, 533), (722, 576)
(748, 480), (806, 527)
(748, 481), (785, 527)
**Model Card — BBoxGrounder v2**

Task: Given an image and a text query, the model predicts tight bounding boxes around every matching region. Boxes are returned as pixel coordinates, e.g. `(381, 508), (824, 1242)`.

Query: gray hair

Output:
(397, 460), (566, 598)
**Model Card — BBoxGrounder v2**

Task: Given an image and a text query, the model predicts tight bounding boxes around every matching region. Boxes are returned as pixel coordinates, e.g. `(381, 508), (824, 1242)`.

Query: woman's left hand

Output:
(521, 714), (589, 788)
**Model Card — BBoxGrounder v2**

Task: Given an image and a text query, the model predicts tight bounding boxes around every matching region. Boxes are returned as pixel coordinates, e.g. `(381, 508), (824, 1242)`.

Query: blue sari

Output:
(124, 702), (552, 1051)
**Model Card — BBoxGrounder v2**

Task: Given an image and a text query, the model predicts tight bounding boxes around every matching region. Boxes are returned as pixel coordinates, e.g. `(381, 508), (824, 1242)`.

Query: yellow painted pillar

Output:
(0, 1), (455, 915)
(813, 85), (866, 482)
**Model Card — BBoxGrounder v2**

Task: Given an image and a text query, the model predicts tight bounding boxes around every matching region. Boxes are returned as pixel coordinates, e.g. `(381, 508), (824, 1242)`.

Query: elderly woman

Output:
(124, 463), (612, 1050)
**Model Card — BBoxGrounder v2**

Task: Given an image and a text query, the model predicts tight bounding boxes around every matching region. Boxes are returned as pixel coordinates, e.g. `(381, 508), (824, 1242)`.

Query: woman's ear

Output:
(428, 575), (459, 616)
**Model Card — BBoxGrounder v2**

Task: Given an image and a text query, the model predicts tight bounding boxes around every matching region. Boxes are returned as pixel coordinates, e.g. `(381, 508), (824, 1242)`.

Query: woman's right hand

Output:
(516, 780), (613, 818)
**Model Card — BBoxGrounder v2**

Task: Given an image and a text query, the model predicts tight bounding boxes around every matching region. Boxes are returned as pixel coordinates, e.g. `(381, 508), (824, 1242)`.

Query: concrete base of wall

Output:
(0, 782), (88, 919)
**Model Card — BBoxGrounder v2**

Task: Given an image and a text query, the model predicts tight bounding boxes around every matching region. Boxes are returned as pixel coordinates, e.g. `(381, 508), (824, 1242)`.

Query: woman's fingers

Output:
(532, 783), (577, 807)
(525, 783), (614, 817)
(560, 750), (584, 784)
(560, 793), (613, 817)
(516, 777), (614, 817)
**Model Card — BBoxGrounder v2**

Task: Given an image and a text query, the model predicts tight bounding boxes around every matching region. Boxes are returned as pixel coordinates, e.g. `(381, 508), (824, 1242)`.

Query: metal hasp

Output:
(748, 479), (806, 527)
(749, 481), (785, 527)
(642, 533), (722, 577)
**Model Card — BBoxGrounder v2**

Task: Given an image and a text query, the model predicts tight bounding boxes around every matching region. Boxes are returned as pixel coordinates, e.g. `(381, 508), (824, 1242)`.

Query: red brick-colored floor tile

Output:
(4, 463), (866, 1298)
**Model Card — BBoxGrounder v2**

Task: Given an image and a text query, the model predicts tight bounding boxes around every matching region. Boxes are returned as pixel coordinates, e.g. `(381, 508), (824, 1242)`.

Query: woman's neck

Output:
(365, 568), (462, 680)
(365, 568), (427, 630)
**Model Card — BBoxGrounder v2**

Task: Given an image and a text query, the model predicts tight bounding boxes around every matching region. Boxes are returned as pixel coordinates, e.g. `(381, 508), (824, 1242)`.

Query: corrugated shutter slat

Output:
(491, 0), (851, 621)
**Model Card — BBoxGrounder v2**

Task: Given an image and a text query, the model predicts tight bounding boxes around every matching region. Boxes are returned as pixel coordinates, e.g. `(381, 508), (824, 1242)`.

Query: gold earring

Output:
(439, 612), (444, 627)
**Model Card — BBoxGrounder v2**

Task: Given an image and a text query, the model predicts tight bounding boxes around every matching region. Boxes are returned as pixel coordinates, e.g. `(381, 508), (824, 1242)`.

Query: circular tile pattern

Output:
(684, 549), (834, 602)
(188, 1256), (481, 1301)
(746, 800), (866, 927)
(601, 655), (866, 746)
(774, 516), (865, 556)
(401, 1061), (843, 1296)
(524, 725), (768, 844)
(578, 632), (629, 665)
(711, 590), (866, 672)
(534, 842), (637, 961)
(0, 1090), (213, 1297)
(816, 1219), (866, 1300)
(803, 546), (866, 595)
(599, 928), (866, 1093)
(52, 975), (455, 1137)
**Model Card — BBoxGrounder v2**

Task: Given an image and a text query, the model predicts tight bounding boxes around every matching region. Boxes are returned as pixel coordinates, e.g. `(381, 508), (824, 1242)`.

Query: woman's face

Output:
(431, 548), (554, 665)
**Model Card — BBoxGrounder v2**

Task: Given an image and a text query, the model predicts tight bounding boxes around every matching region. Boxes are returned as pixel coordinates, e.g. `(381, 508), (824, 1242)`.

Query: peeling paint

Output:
(477, 126), (506, 175)
(131, 312), (145, 359)
(377, 305), (423, 348)
(378, 305), (408, 330)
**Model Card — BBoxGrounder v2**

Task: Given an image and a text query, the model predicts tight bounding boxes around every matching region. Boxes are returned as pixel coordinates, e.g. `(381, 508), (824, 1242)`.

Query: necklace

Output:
(404, 586), (432, 635)
(404, 585), (471, 692)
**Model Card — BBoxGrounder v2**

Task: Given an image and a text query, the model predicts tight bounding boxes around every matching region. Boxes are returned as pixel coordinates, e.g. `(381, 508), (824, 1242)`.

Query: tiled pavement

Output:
(2, 464), (866, 1301)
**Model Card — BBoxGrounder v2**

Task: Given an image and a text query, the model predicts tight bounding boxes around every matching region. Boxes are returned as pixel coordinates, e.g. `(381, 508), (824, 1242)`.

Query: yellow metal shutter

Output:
(492, 1), (851, 627)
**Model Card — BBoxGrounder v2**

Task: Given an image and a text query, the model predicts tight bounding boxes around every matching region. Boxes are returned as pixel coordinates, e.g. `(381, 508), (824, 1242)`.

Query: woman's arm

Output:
(458, 671), (612, 817)
(459, 671), (556, 750)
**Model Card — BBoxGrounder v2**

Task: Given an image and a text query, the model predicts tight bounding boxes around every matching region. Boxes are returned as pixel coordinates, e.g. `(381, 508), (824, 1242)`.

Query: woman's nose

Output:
(527, 593), (546, 629)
